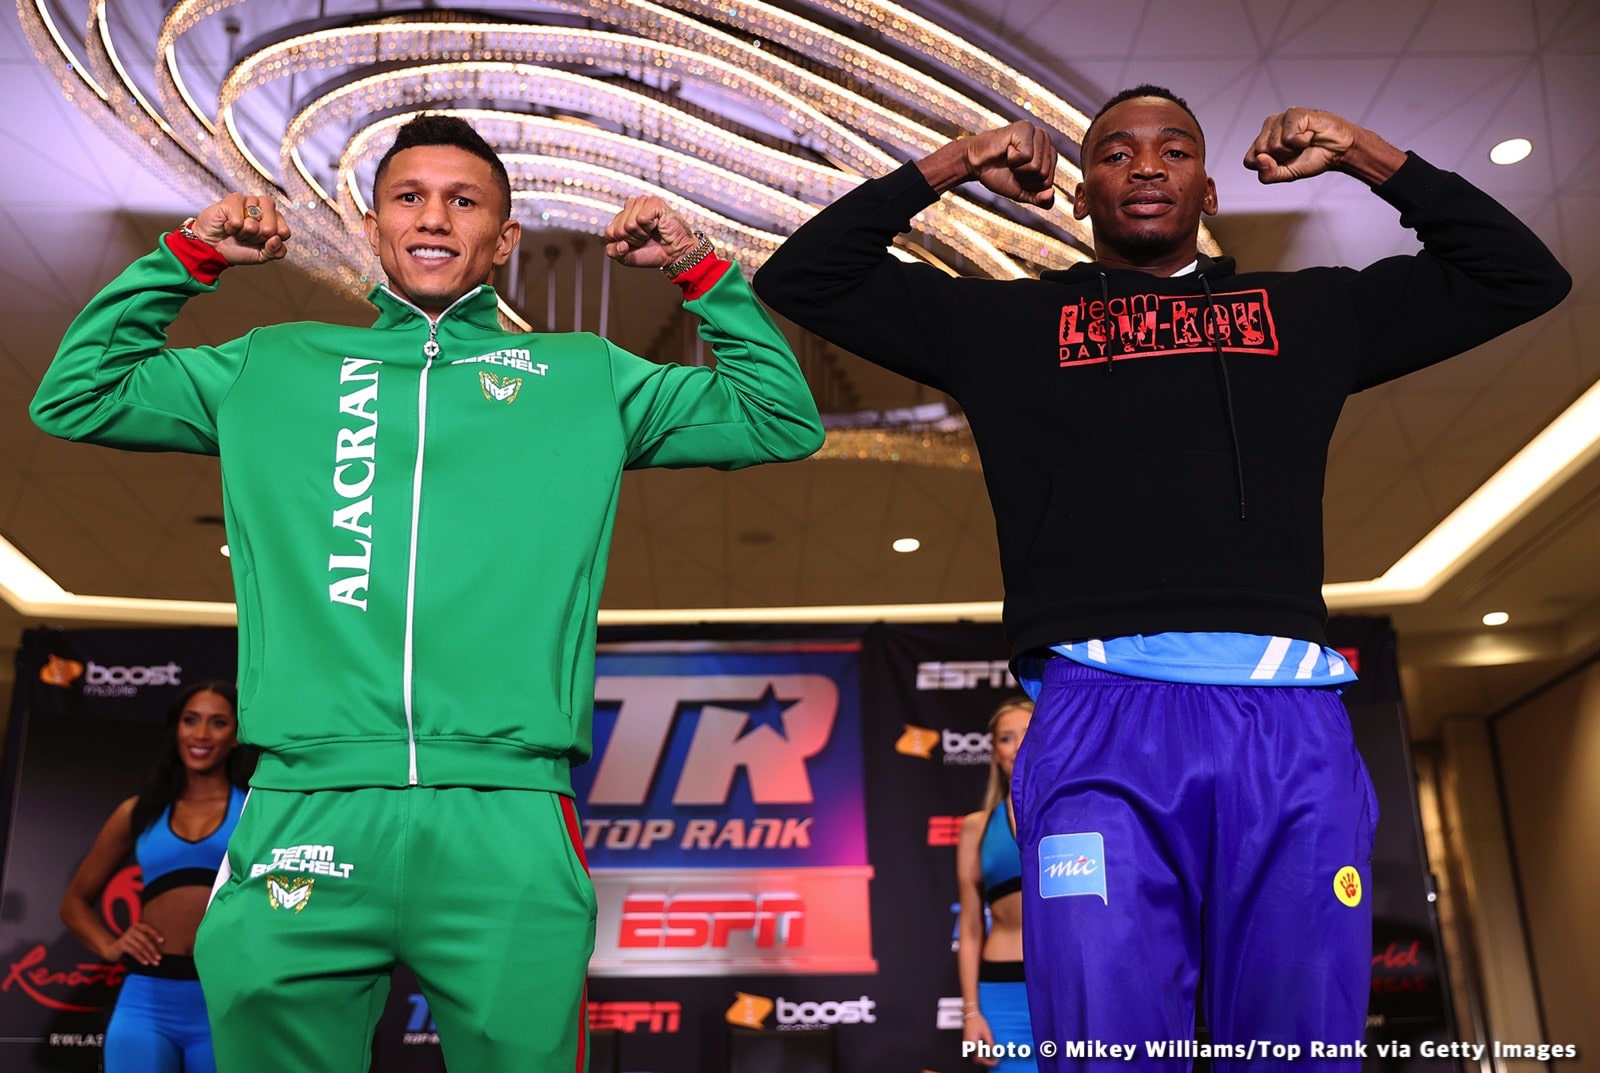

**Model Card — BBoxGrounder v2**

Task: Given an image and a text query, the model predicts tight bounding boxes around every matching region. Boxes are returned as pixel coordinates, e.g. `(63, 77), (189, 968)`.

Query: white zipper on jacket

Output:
(380, 284), (485, 786)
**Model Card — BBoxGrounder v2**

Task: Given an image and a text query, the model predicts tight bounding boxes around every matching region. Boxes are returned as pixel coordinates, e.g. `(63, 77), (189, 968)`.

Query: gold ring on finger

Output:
(245, 204), (263, 220)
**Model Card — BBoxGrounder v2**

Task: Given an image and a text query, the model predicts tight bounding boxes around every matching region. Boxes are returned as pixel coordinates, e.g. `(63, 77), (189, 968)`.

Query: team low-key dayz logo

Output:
(725, 992), (877, 1030)
(38, 654), (183, 698)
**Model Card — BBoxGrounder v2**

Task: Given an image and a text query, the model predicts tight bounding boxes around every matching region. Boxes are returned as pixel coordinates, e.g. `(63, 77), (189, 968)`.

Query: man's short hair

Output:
(1082, 84), (1205, 159)
(371, 114), (513, 219)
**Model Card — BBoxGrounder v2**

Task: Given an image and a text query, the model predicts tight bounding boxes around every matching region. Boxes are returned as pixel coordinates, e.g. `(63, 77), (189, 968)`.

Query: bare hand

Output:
(965, 121), (1057, 206)
(963, 1012), (1000, 1068)
(603, 196), (701, 269)
(1244, 108), (1364, 184)
(108, 921), (164, 966)
(188, 193), (291, 264)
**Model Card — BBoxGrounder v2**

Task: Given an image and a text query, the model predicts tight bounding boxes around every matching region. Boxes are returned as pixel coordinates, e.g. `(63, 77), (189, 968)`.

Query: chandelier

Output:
(20, 0), (1215, 467)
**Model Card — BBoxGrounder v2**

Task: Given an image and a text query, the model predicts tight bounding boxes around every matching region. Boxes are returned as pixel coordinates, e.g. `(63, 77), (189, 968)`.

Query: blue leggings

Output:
(104, 972), (216, 1073)
(978, 977), (1038, 1072)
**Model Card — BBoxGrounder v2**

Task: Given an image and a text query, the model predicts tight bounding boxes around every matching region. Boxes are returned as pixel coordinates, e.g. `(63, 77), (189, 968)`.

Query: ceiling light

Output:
(221, 545), (231, 558)
(1481, 611), (1509, 626)
(892, 538), (921, 553)
(1489, 138), (1532, 165)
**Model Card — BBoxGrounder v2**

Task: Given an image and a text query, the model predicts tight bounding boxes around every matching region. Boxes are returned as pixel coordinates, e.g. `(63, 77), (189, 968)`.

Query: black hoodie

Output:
(754, 153), (1570, 660)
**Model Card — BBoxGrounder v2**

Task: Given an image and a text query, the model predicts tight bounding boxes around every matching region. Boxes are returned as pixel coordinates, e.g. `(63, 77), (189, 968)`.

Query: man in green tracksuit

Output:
(31, 115), (824, 1072)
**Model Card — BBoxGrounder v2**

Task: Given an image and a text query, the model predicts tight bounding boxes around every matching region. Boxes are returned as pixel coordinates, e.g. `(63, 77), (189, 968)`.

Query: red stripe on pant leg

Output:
(559, 794), (589, 872)
(576, 980), (588, 1073)
(560, 795), (590, 1073)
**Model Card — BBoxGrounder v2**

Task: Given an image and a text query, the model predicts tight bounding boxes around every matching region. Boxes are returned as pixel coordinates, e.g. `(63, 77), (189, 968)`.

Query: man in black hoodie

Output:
(754, 87), (1569, 1070)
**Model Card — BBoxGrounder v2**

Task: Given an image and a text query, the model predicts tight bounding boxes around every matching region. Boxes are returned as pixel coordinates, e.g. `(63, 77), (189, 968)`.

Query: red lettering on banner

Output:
(1372, 940), (1422, 970)
(927, 816), (964, 847)
(1, 945), (125, 1012)
(618, 893), (806, 949)
(588, 1000), (682, 1033)
(1370, 975), (1428, 994)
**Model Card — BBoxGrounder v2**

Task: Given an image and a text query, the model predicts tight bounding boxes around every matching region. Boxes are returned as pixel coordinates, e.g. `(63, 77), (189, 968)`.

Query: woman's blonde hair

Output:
(981, 697), (1035, 813)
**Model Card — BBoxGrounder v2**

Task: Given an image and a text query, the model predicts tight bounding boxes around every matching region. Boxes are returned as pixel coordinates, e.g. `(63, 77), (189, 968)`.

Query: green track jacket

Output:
(32, 242), (824, 794)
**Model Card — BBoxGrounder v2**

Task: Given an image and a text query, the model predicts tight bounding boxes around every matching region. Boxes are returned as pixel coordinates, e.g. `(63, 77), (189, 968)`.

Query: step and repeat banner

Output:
(1, 621), (1453, 1072)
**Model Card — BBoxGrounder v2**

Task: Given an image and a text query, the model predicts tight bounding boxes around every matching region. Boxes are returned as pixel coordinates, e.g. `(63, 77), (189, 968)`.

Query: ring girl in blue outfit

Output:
(60, 681), (252, 1073)
(956, 698), (1037, 1072)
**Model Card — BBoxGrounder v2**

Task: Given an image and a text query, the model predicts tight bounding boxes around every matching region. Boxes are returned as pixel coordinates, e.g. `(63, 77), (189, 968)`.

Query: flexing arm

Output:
(30, 195), (290, 451)
(603, 196), (823, 468)
(59, 798), (164, 966)
(955, 811), (999, 1068)
(1242, 108), (1570, 386)
(754, 122), (1057, 390)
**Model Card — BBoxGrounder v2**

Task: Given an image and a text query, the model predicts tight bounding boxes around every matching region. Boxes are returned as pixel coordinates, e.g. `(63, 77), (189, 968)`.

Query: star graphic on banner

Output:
(722, 685), (800, 742)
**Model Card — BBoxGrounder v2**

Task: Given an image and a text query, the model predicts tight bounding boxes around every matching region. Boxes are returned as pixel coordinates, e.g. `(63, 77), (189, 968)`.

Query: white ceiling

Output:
(1, 0), (1597, 738)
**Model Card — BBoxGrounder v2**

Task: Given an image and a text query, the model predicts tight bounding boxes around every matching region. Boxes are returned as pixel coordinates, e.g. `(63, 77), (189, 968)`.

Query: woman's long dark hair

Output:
(128, 681), (254, 835)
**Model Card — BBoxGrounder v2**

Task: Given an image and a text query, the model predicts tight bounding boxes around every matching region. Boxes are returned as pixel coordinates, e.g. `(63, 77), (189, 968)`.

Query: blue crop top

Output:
(978, 803), (1021, 904)
(134, 785), (246, 902)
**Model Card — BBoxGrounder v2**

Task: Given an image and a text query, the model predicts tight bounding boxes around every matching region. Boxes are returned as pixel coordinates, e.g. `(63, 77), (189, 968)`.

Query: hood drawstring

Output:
(1200, 275), (1247, 520)
(1099, 272), (1114, 373)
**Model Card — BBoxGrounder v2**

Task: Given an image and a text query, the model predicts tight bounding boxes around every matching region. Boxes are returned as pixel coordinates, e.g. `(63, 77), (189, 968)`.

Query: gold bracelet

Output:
(661, 231), (714, 277)
(176, 217), (204, 242)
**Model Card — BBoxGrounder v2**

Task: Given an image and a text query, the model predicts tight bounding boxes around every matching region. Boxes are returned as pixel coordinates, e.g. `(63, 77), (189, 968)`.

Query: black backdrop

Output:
(1, 620), (1455, 1072)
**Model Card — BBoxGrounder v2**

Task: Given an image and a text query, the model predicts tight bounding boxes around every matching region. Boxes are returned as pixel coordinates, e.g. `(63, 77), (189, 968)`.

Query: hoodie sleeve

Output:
(752, 163), (970, 394)
(30, 238), (250, 453)
(609, 259), (825, 469)
(1344, 153), (1570, 390)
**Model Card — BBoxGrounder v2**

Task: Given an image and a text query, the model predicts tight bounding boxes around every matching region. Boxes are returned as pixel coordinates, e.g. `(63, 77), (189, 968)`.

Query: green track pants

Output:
(195, 786), (596, 1072)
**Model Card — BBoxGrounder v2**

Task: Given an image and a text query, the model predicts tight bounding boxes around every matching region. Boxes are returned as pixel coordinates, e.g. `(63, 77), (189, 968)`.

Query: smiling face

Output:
(175, 689), (238, 777)
(1073, 96), (1217, 274)
(364, 144), (521, 315)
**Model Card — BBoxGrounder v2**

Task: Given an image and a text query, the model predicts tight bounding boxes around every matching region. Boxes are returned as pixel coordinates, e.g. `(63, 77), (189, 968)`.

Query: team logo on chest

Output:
(479, 370), (523, 404)
(266, 875), (314, 913)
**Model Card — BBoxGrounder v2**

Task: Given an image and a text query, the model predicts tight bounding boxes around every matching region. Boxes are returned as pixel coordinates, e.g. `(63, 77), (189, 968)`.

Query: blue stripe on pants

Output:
(1013, 660), (1376, 1072)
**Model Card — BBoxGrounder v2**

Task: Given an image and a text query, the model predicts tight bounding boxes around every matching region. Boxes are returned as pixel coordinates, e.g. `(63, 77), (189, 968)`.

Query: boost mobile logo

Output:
(726, 992), (774, 1029)
(75, 660), (183, 697)
(726, 992), (877, 1029)
(39, 655), (84, 688)
(897, 725), (992, 765)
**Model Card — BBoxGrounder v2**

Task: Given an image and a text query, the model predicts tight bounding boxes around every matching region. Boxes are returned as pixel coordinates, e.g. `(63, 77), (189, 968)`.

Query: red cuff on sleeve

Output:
(163, 232), (231, 286)
(670, 255), (732, 301)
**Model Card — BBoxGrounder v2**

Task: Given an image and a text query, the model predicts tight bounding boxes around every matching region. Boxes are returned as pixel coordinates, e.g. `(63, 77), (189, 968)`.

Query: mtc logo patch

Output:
(479, 370), (522, 403)
(266, 875), (314, 913)
(1039, 833), (1107, 903)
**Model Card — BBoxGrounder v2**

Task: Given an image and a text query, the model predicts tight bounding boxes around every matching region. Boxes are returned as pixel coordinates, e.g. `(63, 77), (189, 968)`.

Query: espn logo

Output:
(927, 816), (964, 847)
(588, 1001), (681, 1034)
(618, 893), (805, 949)
(916, 660), (1015, 690)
